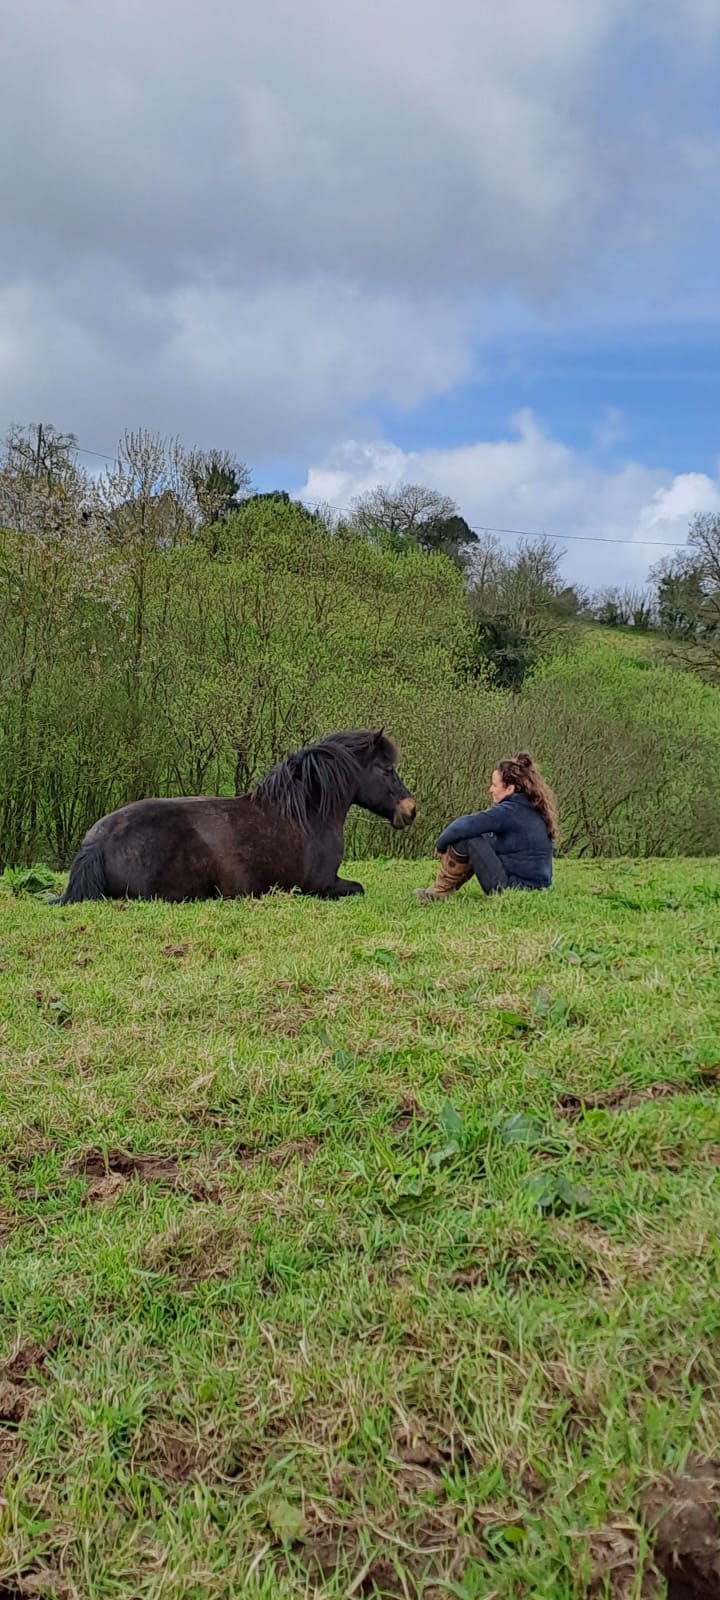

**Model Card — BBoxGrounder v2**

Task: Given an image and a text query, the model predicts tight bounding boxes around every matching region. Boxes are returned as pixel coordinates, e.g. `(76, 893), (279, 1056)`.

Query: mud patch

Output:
(0, 1333), (66, 1424)
(390, 1098), (425, 1135)
(79, 1149), (180, 1183)
(588, 1525), (649, 1598)
(0, 1568), (72, 1600)
(0, 1382), (29, 1425)
(448, 1265), (488, 1291)
(31, 991), (72, 1028)
(0, 1335), (67, 1491)
(292, 1523), (430, 1596)
(393, 1437), (446, 1497)
(234, 1136), (321, 1171)
(290, 1501), (485, 1597)
(160, 943), (192, 958)
(646, 1460), (720, 1600)
(2, 1142), (55, 1175)
(394, 1423), (473, 1478)
(73, 1150), (217, 1202)
(449, 1232), (609, 1295)
(2, 1335), (63, 1384)
(141, 1423), (214, 1484)
(557, 1069), (720, 1121)
(82, 1173), (128, 1205)
(589, 1460), (720, 1598)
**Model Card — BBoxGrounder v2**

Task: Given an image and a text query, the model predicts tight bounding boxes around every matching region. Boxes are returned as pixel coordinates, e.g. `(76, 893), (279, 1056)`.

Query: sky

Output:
(1, 0), (720, 589)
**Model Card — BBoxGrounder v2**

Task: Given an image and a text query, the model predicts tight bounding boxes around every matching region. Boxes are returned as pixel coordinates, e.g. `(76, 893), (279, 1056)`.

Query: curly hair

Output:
(497, 753), (559, 843)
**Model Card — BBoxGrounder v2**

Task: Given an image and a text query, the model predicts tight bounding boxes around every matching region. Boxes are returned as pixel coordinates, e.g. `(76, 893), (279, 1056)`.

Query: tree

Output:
(590, 586), (655, 630)
(655, 561), (708, 640)
(349, 483), (477, 569)
(0, 422), (89, 548)
(187, 448), (251, 528)
(3, 421), (79, 489)
(0, 425), (116, 860)
(464, 535), (579, 689)
(650, 513), (720, 680)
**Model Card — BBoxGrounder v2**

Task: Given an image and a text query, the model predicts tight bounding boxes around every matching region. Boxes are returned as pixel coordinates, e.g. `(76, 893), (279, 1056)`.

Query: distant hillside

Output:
(1, 484), (719, 864)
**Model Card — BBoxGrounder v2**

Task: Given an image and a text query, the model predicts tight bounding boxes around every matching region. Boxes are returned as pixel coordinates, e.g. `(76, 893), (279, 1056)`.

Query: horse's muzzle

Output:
(393, 797), (417, 829)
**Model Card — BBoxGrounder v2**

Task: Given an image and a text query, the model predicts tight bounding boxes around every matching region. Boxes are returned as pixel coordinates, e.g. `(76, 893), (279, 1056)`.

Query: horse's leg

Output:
(301, 831), (363, 898)
(315, 877), (365, 898)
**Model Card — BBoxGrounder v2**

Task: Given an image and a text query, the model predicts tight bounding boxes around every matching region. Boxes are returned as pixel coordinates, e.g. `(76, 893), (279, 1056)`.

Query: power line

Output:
(294, 498), (692, 551)
(74, 444), (118, 462)
(65, 436), (696, 552)
(469, 522), (686, 551)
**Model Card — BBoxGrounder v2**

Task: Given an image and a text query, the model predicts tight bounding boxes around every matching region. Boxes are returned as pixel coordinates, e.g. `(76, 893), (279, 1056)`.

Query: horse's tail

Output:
(60, 838), (109, 904)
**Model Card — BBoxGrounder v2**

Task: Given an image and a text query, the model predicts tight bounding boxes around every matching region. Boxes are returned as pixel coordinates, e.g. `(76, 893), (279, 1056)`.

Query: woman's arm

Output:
(436, 801), (509, 853)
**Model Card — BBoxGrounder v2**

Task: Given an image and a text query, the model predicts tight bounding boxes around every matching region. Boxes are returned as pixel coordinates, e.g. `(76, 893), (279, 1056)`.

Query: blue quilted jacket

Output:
(436, 791), (553, 889)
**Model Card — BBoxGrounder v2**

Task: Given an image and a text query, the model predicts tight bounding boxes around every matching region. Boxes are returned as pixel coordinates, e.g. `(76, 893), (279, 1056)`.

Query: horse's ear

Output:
(373, 727), (385, 747)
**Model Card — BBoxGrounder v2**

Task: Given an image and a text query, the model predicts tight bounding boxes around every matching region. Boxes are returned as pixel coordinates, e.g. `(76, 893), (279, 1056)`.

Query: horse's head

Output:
(355, 731), (417, 830)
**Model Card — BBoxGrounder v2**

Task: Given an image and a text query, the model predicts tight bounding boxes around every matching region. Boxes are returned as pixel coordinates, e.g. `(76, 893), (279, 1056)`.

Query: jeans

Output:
(452, 835), (512, 895)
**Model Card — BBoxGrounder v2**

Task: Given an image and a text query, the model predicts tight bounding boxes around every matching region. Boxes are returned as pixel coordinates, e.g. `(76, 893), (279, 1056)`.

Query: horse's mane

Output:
(252, 730), (398, 830)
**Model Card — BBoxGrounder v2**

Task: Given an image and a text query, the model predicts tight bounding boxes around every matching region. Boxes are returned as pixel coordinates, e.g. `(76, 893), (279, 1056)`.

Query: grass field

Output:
(2, 858), (720, 1599)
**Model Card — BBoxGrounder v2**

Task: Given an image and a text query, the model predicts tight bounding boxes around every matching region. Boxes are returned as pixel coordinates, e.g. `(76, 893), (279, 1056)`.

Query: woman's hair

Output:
(497, 753), (559, 842)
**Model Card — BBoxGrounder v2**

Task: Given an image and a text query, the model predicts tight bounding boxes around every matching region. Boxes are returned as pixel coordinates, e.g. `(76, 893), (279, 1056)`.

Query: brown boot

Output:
(414, 846), (474, 904)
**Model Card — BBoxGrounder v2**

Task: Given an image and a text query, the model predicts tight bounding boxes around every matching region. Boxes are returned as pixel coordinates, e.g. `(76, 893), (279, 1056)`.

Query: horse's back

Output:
(89, 794), (307, 900)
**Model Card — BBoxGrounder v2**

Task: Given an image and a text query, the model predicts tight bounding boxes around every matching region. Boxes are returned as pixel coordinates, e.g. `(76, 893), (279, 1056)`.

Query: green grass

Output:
(2, 859), (720, 1598)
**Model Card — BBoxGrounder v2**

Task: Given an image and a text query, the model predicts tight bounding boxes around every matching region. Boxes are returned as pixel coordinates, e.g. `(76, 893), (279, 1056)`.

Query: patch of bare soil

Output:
(234, 1136), (321, 1170)
(0, 1335), (68, 1495)
(646, 1461), (720, 1600)
(0, 1382), (28, 1426)
(73, 1150), (218, 1202)
(0, 1334), (66, 1430)
(138, 1417), (277, 1491)
(0, 1569), (72, 1600)
(447, 1265), (488, 1290)
(590, 1460), (720, 1599)
(394, 1422), (474, 1476)
(2, 1142), (55, 1175)
(266, 1419), (491, 1595)
(31, 991), (73, 1028)
(390, 1098), (425, 1135)
(79, 1149), (180, 1183)
(557, 1068), (720, 1121)
(289, 1500), (493, 1597)
(2, 1336), (63, 1384)
(0, 1420), (22, 1486)
(292, 1522), (438, 1597)
(588, 1525), (653, 1598)
(139, 1423), (215, 1485)
(392, 1437), (447, 1499)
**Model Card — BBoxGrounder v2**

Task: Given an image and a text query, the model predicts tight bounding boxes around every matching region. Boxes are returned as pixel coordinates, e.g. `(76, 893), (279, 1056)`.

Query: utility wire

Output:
(68, 438), (696, 551)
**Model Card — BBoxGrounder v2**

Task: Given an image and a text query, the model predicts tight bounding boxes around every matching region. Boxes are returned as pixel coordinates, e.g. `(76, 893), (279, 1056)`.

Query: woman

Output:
(415, 753), (557, 903)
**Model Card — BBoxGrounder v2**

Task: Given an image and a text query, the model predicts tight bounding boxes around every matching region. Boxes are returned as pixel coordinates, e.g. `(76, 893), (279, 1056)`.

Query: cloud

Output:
(0, 1), (718, 462)
(0, 275), (474, 459)
(0, 0), (635, 292)
(297, 411), (720, 589)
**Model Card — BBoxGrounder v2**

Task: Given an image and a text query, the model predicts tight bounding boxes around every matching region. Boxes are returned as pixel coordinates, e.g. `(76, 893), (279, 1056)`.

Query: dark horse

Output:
(58, 730), (416, 905)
